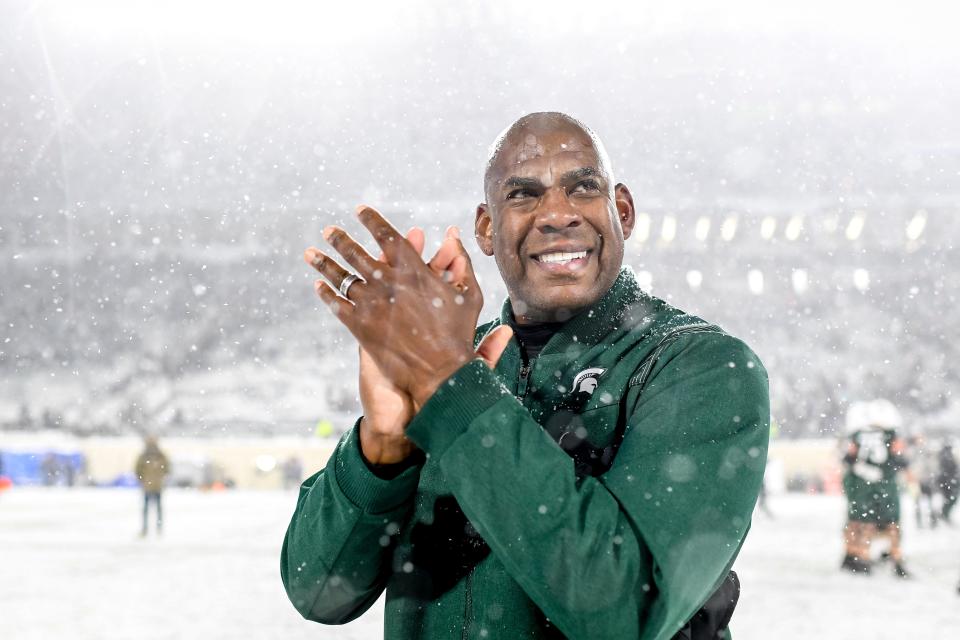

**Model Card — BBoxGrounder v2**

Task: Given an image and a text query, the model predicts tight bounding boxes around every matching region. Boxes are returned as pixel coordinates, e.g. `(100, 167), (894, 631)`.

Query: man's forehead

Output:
(490, 128), (605, 182)
(510, 128), (593, 162)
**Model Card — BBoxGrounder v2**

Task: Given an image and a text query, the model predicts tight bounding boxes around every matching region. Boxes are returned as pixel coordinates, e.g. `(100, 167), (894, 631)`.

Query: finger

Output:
(448, 254), (468, 286)
(428, 227), (474, 289)
(476, 325), (514, 369)
(407, 227), (425, 257)
(440, 232), (482, 303)
(314, 279), (355, 318)
(316, 279), (377, 351)
(378, 227), (424, 262)
(321, 225), (381, 279)
(427, 228), (462, 276)
(355, 205), (420, 266)
(304, 247), (366, 297)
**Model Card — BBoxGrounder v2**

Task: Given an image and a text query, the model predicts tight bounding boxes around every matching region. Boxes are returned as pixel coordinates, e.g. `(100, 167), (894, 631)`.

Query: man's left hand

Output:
(308, 205), (511, 410)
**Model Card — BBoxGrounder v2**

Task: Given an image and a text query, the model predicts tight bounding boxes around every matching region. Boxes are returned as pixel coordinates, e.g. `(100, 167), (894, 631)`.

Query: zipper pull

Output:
(517, 361), (532, 398)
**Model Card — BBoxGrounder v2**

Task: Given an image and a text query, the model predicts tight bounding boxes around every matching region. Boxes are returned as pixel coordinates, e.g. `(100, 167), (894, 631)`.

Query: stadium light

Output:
(853, 268), (870, 292)
(760, 216), (777, 240)
(792, 269), (809, 295)
(661, 215), (677, 244)
(784, 215), (803, 241)
(720, 214), (738, 242)
(634, 213), (651, 244)
(748, 269), (764, 295)
(845, 211), (866, 241)
(695, 217), (711, 242)
(906, 210), (927, 241)
(686, 269), (703, 291)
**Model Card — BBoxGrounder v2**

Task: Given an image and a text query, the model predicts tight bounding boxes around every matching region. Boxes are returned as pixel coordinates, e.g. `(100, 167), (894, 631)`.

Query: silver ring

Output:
(338, 273), (361, 298)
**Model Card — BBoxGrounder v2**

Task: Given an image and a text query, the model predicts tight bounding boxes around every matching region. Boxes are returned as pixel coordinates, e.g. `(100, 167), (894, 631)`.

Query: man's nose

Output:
(535, 188), (582, 233)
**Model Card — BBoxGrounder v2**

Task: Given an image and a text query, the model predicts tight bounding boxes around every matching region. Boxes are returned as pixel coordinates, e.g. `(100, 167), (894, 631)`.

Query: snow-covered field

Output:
(1, 488), (957, 639)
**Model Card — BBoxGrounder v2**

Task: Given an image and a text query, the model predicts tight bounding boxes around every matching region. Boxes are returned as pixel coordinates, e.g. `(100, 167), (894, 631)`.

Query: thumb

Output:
(475, 325), (514, 369)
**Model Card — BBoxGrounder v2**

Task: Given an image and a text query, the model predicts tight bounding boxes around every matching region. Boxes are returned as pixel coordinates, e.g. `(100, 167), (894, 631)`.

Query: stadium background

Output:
(1, 0), (958, 460)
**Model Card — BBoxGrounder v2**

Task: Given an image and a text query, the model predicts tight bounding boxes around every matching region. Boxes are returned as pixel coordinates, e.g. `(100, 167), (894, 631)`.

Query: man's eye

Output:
(572, 180), (600, 194)
(507, 189), (534, 199)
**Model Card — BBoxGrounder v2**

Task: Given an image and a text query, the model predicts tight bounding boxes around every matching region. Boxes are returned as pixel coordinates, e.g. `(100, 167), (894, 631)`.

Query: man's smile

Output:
(529, 248), (594, 274)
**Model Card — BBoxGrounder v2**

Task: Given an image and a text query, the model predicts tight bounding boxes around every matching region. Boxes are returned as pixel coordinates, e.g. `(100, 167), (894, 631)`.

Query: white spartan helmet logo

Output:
(572, 368), (605, 395)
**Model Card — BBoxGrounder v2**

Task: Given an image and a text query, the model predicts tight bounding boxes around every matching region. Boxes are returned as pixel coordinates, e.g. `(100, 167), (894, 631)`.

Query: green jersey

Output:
(843, 428), (907, 525)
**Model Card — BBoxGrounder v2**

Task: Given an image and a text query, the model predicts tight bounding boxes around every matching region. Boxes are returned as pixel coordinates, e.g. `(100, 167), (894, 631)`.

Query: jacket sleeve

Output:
(404, 332), (769, 640)
(280, 422), (423, 624)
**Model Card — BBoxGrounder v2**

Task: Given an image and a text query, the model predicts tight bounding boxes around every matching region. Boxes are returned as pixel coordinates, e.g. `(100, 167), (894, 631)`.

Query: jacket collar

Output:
(497, 266), (655, 353)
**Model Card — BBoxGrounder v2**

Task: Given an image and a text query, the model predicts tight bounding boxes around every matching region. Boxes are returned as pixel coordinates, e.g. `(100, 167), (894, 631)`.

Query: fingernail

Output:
(322, 226), (334, 241)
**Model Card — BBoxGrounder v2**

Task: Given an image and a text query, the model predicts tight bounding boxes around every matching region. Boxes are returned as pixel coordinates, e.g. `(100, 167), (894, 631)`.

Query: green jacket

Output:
(282, 268), (769, 640)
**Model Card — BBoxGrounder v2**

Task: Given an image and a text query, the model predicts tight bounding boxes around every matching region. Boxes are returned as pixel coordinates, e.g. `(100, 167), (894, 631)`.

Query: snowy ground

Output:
(1, 489), (957, 639)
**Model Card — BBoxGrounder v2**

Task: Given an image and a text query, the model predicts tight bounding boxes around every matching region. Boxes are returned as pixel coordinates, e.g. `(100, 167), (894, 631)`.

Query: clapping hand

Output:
(304, 206), (512, 463)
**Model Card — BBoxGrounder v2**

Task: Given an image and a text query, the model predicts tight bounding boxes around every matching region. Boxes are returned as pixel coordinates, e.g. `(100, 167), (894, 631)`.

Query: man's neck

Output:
(512, 306), (583, 326)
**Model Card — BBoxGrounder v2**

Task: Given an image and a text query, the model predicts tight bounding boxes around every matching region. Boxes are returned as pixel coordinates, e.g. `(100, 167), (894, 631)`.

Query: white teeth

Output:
(538, 250), (588, 264)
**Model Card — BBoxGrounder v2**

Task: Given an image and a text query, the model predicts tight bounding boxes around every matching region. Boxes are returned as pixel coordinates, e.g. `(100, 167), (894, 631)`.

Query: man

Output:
(909, 434), (939, 529)
(840, 400), (910, 578)
(283, 455), (304, 491)
(282, 113), (769, 639)
(135, 435), (169, 537)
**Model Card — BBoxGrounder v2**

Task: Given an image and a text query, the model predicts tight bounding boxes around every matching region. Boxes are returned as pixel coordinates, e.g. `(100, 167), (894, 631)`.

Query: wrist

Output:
(359, 417), (415, 465)
(408, 351), (477, 409)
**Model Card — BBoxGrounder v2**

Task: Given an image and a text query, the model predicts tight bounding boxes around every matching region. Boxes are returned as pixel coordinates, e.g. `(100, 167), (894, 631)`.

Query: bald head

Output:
(474, 111), (635, 324)
(483, 112), (614, 200)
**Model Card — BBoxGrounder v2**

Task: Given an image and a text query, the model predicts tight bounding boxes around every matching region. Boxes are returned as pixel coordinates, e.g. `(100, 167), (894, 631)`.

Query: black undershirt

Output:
(509, 319), (565, 362)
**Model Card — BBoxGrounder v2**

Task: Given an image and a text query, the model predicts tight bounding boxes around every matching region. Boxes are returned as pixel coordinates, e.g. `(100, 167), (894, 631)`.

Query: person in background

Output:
(939, 443), (958, 524)
(282, 456), (303, 490)
(40, 452), (60, 486)
(135, 435), (170, 537)
(841, 399), (911, 578)
(910, 434), (939, 529)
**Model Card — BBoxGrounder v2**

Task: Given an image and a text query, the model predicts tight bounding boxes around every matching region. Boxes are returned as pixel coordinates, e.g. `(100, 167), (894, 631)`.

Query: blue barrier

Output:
(0, 451), (86, 486)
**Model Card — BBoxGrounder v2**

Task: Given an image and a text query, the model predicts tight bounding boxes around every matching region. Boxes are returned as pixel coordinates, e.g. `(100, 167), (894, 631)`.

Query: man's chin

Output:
(517, 288), (597, 322)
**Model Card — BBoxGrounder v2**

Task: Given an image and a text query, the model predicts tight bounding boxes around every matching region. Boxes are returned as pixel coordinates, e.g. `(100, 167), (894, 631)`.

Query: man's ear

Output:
(614, 183), (636, 239)
(475, 204), (494, 256)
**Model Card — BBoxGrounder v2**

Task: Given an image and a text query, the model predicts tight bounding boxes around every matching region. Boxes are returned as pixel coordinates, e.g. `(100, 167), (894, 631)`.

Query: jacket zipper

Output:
(462, 571), (473, 640)
(517, 361), (532, 399)
(460, 358), (530, 638)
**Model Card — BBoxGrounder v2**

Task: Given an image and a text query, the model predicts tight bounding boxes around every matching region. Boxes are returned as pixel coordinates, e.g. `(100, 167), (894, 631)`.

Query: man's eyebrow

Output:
(560, 166), (604, 183)
(501, 176), (543, 191)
